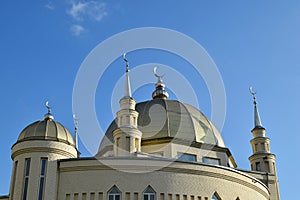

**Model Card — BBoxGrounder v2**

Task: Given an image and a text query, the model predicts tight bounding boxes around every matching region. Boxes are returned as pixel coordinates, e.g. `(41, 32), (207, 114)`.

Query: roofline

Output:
(57, 156), (268, 193)
(11, 137), (76, 149)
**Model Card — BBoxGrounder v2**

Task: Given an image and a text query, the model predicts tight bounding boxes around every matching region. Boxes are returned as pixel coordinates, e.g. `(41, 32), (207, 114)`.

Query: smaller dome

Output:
(17, 117), (75, 146)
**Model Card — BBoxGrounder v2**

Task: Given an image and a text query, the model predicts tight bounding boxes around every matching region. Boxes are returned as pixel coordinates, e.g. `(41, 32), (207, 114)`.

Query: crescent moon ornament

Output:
(45, 101), (51, 113)
(123, 53), (128, 62)
(249, 86), (256, 96)
(153, 66), (164, 79)
(122, 53), (129, 71)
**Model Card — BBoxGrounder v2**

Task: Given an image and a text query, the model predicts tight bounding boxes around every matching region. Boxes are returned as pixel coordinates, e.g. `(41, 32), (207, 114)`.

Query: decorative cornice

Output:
(248, 153), (276, 161)
(11, 147), (76, 159)
(11, 137), (75, 149)
(58, 158), (269, 199)
(160, 167), (269, 199)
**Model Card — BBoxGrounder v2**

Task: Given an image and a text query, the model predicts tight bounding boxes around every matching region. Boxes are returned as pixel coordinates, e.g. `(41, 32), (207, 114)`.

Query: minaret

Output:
(248, 88), (280, 200)
(112, 54), (142, 156)
(248, 87), (276, 173)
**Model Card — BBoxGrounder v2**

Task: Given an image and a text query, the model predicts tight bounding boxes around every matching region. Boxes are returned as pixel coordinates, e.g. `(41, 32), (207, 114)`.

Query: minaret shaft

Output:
(113, 54), (142, 156)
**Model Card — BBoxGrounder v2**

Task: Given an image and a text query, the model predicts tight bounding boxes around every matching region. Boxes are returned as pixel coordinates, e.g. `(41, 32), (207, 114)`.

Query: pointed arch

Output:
(143, 185), (156, 200)
(211, 192), (222, 200)
(236, 197), (240, 200)
(108, 185), (121, 200)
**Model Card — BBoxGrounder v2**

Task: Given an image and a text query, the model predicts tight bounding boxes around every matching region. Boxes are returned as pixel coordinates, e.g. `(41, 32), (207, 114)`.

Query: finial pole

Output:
(249, 87), (263, 128)
(123, 53), (129, 72)
(73, 114), (79, 149)
(122, 53), (132, 98)
(249, 87), (257, 105)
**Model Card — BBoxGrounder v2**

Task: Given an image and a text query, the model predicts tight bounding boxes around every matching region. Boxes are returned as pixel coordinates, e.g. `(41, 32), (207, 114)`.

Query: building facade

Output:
(0, 58), (280, 200)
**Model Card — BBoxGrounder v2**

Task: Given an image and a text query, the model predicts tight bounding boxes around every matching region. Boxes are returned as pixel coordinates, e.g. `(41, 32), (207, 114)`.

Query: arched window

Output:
(143, 186), (156, 200)
(108, 186), (121, 200)
(211, 192), (221, 200)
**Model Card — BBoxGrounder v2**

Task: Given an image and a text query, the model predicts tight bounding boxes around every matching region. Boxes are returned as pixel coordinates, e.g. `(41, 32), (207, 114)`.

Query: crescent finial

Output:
(123, 53), (127, 62)
(249, 87), (256, 96)
(153, 66), (164, 79)
(45, 101), (51, 113)
(249, 87), (257, 105)
(123, 53), (129, 72)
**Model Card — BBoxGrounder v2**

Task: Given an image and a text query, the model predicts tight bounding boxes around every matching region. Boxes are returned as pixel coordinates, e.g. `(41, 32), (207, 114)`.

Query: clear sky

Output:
(1, 1), (299, 198)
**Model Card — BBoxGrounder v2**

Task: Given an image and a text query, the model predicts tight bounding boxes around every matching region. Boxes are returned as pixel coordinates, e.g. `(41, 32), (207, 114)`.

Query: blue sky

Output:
(1, 1), (300, 198)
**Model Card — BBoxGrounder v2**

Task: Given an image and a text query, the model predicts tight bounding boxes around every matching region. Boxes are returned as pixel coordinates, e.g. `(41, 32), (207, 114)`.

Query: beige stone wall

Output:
(58, 158), (269, 200)
(10, 140), (77, 200)
(242, 170), (280, 200)
(97, 140), (235, 167)
(142, 142), (232, 167)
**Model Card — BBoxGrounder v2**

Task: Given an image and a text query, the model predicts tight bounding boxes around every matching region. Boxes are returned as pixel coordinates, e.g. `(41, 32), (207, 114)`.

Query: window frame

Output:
(22, 158), (31, 200)
(211, 192), (222, 200)
(107, 186), (121, 200)
(143, 186), (156, 200)
(38, 158), (48, 200)
(202, 157), (221, 165)
(177, 152), (197, 162)
(255, 161), (261, 171)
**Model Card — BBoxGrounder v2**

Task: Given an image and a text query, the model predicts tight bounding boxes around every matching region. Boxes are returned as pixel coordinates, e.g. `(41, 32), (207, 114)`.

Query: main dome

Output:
(16, 114), (75, 146)
(101, 98), (225, 149)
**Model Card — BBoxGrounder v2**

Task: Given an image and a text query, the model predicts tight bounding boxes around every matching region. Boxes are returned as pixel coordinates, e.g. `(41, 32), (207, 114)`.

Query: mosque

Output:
(0, 56), (280, 200)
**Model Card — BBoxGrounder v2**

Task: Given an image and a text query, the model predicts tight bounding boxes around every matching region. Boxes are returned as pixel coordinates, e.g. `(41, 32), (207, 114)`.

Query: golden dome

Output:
(101, 98), (225, 149)
(16, 116), (75, 146)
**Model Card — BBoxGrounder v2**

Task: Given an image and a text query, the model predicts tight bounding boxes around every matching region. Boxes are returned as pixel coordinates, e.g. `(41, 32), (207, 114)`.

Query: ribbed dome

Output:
(17, 117), (75, 146)
(101, 98), (225, 148)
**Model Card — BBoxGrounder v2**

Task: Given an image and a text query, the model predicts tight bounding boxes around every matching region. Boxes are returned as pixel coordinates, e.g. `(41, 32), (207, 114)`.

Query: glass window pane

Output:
(108, 195), (113, 200)
(202, 157), (220, 165)
(38, 177), (44, 200)
(109, 187), (121, 194)
(40, 159), (47, 176)
(115, 195), (120, 200)
(144, 195), (148, 200)
(177, 153), (196, 162)
(212, 194), (220, 200)
(144, 187), (155, 193)
(25, 159), (31, 176)
(22, 178), (29, 200)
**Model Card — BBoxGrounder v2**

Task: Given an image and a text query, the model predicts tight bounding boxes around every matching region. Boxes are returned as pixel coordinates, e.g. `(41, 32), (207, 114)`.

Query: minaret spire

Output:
(249, 87), (263, 129)
(123, 53), (132, 98)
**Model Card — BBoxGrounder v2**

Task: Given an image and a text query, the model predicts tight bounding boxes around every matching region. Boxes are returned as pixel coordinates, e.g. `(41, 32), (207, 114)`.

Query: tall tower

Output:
(112, 54), (142, 156)
(248, 88), (276, 173)
(248, 88), (280, 200)
(9, 103), (78, 200)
